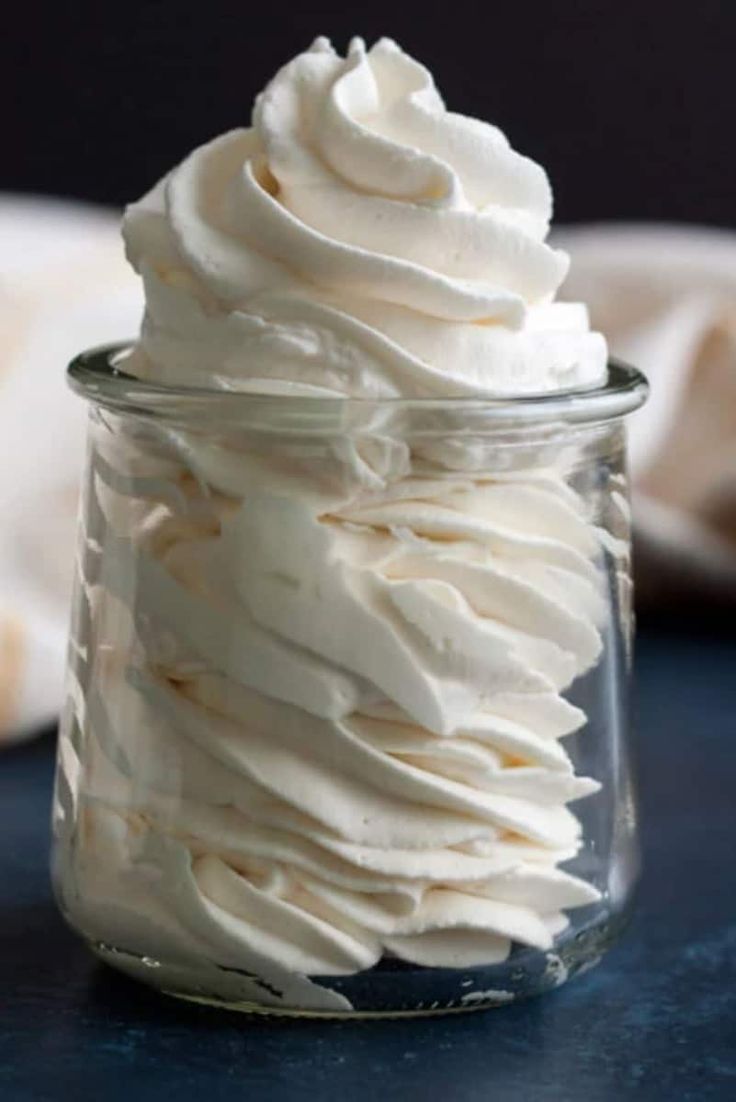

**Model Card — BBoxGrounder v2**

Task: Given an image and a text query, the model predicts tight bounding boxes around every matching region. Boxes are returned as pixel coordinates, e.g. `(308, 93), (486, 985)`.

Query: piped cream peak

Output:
(123, 37), (606, 397)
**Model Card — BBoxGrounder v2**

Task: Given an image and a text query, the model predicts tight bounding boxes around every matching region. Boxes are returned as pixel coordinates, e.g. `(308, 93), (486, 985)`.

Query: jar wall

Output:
(52, 395), (640, 1016)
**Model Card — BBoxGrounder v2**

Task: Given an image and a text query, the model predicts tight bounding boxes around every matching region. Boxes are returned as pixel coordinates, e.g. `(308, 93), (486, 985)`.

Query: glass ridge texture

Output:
(52, 345), (648, 1017)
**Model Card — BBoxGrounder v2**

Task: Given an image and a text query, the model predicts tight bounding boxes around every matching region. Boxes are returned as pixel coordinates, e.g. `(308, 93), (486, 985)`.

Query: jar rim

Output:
(68, 343), (648, 425)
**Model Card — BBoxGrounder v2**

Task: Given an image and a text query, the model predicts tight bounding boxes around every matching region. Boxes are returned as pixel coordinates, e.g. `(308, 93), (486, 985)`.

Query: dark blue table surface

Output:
(2, 625), (735, 1102)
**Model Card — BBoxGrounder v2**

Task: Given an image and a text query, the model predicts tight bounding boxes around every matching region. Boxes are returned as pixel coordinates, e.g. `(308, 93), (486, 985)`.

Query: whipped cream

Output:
(122, 36), (606, 397)
(57, 37), (611, 1011)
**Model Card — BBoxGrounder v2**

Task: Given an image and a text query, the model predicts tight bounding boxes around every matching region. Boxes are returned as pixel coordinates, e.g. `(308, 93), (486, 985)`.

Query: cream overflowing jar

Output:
(52, 36), (648, 1016)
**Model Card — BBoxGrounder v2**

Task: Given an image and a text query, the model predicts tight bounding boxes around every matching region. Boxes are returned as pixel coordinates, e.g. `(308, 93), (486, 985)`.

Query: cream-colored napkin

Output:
(557, 224), (736, 608)
(0, 196), (142, 743)
(1, 210), (733, 743)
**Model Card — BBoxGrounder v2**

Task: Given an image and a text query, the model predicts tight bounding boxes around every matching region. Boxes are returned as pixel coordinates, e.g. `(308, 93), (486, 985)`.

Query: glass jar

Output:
(52, 345), (648, 1018)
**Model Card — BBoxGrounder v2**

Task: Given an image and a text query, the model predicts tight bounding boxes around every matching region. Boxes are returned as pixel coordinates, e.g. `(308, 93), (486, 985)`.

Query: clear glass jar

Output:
(52, 345), (648, 1018)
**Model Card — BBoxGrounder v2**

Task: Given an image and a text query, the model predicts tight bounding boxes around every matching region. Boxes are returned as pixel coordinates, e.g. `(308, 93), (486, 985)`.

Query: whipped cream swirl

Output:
(57, 38), (611, 1012)
(60, 420), (605, 1004)
(122, 36), (606, 397)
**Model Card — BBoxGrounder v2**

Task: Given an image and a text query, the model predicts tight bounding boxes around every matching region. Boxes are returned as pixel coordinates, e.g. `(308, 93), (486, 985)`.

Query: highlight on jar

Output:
(51, 36), (648, 1017)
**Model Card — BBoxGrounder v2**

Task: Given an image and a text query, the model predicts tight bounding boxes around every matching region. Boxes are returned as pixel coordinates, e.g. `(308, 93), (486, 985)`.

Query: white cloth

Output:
(1, 206), (733, 742)
(557, 224), (736, 607)
(0, 197), (142, 743)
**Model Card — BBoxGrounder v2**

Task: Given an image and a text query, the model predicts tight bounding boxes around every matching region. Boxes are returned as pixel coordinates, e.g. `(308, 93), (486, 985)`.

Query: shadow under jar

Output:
(52, 345), (648, 1018)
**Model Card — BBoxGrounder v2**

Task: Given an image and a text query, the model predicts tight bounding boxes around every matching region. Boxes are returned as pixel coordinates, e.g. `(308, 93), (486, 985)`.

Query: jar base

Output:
(88, 906), (630, 1019)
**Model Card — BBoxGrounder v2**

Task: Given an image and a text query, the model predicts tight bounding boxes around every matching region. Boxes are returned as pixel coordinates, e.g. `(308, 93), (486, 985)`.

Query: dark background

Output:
(3, 0), (734, 226)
